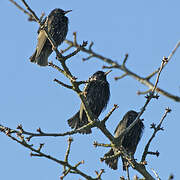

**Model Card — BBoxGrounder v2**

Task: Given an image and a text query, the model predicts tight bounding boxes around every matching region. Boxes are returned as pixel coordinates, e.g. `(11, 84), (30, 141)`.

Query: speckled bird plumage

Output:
(104, 110), (144, 170)
(68, 71), (111, 134)
(30, 8), (71, 66)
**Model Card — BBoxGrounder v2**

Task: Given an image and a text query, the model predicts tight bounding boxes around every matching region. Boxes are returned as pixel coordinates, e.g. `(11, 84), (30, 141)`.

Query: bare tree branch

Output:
(3, 1), (175, 180)
(9, 0), (35, 21)
(141, 108), (171, 162)
(0, 129), (96, 180)
(152, 168), (161, 180)
(65, 38), (180, 102)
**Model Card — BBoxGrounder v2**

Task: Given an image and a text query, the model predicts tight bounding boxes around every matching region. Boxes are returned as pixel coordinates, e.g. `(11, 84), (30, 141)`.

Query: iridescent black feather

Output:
(68, 71), (111, 134)
(104, 110), (144, 170)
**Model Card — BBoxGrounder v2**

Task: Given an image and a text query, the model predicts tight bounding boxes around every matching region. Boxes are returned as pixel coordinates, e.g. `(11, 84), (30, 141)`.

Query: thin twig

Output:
(21, 0), (40, 22)
(9, 0), (35, 21)
(147, 151), (160, 157)
(63, 41), (88, 61)
(63, 137), (73, 177)
(149, 40), (180, 79)
(152, 56), (167, 92)
(137, 89), (152, 95)
(114, 73), (128, 80)
(95, 169), (105, 180)
(141, 108), (171, 162)
(93, 141), (111, 148)
(64, 137), (73, 163)
(54, 79), (73, 89)
(151, 168), (161, 180)
(100, 151), (121, 162)
(122, 54), (129, 67)
(101, 104), (119, 123)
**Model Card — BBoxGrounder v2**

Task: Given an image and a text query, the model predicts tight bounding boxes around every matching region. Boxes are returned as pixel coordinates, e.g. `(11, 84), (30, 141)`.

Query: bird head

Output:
(91, 70), (112, 81)
(51, 8), (72, 16)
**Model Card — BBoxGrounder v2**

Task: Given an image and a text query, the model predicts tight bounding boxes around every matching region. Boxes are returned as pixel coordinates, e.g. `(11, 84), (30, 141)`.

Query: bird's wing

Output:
(79, 102), (84, 122)
(36, 30), (47, 57)
(79, 82), (89, 122)
(114, 120), (127, 136)
(36, 16), (54, 57)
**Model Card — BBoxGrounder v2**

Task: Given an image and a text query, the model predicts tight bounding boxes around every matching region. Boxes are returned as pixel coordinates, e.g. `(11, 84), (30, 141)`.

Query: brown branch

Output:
(21, 0), (40, 23)
(114, 73), (128, 80)
(60, 45), (73, 54)
(152, 56), (168, 92)
(95, 169), (105, 180)
(141, 107), (171, 162)
(93, 141), (111, 148)
(62, 137), (74, 178)
(112, 59), (165, 144)
(137, 89), (152, 95)
(147, 40), (180, 80)
(147, 151), (160, 157)
(122, 53), (129, 67)
(0, 124), (96, 141)
(1, 129), (97, 180)
(96, 60), (166, 180)
(115, 92), (159, 144)
(7, 2), (172, 179)
(145, 68), (160, 81)
(54, 78), (73, 89)
(151, 168), (161, 180)
(63, 41), (88, 61)
(64, 137), (73, 163)
(9, 0), (35, 21)
(65, 38), (180, 102)
(0, 95), (156, 180)
(101, 104), (119, 123)
(100, 151), (121, 162)
(48, 62), (75, 81)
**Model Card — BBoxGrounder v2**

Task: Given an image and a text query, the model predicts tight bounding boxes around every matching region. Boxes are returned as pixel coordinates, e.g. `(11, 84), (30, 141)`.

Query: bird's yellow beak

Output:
(104, 70), (112, 76)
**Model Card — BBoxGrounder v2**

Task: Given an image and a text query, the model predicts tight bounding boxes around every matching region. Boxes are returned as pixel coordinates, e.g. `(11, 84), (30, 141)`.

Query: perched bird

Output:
(30, 8), (71, 66)
(104, 110), (144, 170)
(68, 70), (111, 134)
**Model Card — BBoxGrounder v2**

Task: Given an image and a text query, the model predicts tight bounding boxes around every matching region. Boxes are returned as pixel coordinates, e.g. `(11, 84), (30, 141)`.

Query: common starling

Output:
(68, 71), (111, 134)
(30, 8), (71, 66)
(104, 110), (144, 170)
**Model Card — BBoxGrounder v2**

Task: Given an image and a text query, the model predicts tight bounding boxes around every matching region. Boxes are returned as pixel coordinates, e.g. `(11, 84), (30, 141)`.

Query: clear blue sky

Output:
(1, 0), (180, 179)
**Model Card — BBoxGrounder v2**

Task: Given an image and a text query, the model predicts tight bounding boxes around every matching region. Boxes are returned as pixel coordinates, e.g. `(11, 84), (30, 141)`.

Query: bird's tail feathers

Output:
(104, 148), (118, 170)
(29, 48), (50, 66)
(67, 111), (92, 134)
(29, 50), (37, 63)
